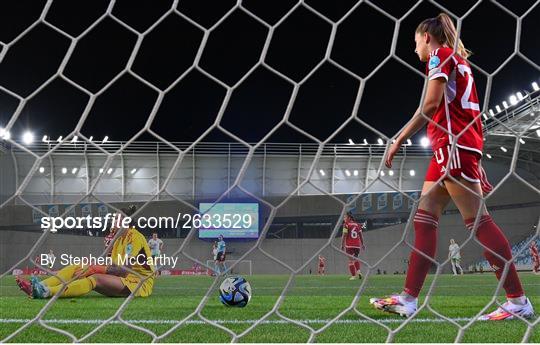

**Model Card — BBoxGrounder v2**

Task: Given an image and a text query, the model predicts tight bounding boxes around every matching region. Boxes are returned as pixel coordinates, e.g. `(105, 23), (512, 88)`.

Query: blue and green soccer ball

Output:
(219, 276), (251, 307)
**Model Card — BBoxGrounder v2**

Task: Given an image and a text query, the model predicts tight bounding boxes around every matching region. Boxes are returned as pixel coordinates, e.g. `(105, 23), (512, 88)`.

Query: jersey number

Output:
(457, 64), (480, 111)
(350, 229), (358, 239)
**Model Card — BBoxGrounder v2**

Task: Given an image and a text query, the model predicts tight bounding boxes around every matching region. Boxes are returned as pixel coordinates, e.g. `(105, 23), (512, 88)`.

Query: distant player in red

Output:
(341, 212), (365, 280)
(370, 13), (533, 320)
(530, 242), (539, 273)
(104, 216), (121, 257)
(317, 255), (327, 275)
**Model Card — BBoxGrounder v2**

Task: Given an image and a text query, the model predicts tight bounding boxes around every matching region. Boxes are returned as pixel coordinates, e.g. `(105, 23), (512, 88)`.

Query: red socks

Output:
(403, 211), (524, 299)
(404, 209), (439, 298)
(465, 215), (524, 298)
(354, 260), (361, 273)
(348, 262), (357, 276)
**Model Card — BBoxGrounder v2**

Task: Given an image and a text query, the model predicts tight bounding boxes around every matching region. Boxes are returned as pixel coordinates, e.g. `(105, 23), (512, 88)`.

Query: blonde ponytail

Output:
(416, 13), (472, 59)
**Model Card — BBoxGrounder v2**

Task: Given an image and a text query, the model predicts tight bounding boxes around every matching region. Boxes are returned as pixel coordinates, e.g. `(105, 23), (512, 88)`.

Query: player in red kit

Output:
(369, 13), (534, 320)
(341, 212), (365, 280)
(317, 255), (326, 275)
(530, 242), (539, 274)
(104, 214), (122, 257)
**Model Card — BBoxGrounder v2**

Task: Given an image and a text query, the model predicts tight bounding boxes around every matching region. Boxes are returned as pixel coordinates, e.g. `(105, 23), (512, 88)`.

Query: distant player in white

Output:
(148, 232), (163, 259)
(47, 250), (55, 269)
(212, 241), (219, 275)
(448, 239), (463, 275)
(215, 235), (227, 275)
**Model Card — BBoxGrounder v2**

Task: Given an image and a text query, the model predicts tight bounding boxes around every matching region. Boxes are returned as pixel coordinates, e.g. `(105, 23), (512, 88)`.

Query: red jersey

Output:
(425, 47), (483, 155)
(318, 256), (326, 266)
(531, 244), (539, 258)
(343, 220), (363, 248)
(104, 232), (115, 256)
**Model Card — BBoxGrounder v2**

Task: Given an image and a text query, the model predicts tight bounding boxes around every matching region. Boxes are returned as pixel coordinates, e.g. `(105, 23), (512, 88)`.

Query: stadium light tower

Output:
(130, 168), (137, 175)
(377, 138), (383, 145)
(500, 146), (507, 152)
(353, 170), (358, 176)
(533, 81), (539, 91)
(22, 131), (34, 145)
(489, 109), (494, 116)
(72, 167), (78, 174)
(362, 139), (368, 145)
(495, 105), (502, 113)
(420, 136), (430, 148)
(486, 153), (492, 159)
(61, 167), (67, 174)
(88, 136), (93, 142)
(42, 135), (48, 142)
(502, 101), (509, 109)
(39, 167), (45, 173)
(409, 169), (416, 176)
(509, 95), (518, 106)
(388, 170), (394, 176)
(516, 92), (524, 100)
(57, 136), (63, 142)
(102, 136), (109, 143)
(348, 138), (354, 145)
(0, 127), (10, 140)
(345, 169), (351, 177)
(519, 138), (525, 144)
(319, 169), (325, 176)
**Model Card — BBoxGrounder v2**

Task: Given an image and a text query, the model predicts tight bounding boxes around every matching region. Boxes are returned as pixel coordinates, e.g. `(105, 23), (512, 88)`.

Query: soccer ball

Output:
(219, 276), (251, 307)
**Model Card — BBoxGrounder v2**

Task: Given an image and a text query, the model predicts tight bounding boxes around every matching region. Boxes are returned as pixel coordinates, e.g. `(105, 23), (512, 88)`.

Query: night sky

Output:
(0, 0), (539, 145)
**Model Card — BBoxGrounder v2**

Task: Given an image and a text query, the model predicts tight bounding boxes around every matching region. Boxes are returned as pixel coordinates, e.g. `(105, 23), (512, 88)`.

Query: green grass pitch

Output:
(0, 273), (538, 342)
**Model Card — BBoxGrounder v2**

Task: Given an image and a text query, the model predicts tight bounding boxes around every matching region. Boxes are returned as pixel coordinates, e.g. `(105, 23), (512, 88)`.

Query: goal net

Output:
(0, 0), (539, 343)
(206, 260), (253, 276)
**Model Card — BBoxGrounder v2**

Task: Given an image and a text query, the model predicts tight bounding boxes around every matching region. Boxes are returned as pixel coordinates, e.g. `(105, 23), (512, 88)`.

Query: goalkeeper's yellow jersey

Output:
(110, 227), (154, 277)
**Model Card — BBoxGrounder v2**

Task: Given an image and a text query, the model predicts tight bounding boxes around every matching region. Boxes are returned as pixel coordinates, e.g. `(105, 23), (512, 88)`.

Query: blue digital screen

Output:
(198, 203), (259, 239)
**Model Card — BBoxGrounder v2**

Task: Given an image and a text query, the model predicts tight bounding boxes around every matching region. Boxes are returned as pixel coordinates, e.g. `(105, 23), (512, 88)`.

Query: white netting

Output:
(0, 0), (539, 342)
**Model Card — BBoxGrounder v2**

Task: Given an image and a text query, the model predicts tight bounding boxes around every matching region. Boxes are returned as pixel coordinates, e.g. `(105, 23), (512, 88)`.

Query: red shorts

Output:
(425, 145), (493, 194)
(345, 247), (360, 257)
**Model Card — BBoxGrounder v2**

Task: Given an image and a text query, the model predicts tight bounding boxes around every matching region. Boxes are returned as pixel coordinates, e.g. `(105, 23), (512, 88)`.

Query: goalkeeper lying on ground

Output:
(16, 205), (155, 298)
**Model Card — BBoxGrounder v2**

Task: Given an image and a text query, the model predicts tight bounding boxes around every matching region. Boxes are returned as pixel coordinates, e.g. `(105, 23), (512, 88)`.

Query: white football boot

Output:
(479, 298), (535, 321)
(369, 294), (417, 317)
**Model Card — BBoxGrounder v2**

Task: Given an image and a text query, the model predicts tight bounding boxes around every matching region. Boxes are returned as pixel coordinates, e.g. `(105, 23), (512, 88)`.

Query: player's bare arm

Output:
(386, 78), (446, 168)
(341, 227), (347, 250)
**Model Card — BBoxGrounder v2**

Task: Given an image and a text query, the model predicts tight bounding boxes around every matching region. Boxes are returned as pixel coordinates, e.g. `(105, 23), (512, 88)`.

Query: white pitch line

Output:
(149, 282), (540, 291)
(0, 317), (475, 325)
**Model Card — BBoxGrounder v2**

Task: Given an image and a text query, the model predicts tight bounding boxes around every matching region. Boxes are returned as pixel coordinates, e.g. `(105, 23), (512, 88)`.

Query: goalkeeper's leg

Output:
(32, 274), (129, 298)
(40, 264), (81, 287)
